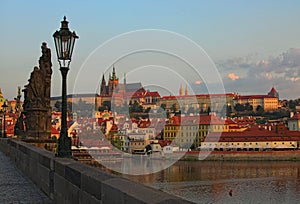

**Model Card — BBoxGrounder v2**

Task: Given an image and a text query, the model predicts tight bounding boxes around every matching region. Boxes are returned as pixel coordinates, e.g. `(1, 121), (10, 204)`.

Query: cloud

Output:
(194, 80), (202, 85)
(217, 48), (300, 99)
(286, 77), (300, 82)
(228, 73), (239, 81)
(264, 73), (272, 80)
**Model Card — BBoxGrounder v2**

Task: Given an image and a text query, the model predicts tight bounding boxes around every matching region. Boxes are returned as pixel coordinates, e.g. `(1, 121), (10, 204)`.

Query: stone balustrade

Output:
(0, 138), (191, 204)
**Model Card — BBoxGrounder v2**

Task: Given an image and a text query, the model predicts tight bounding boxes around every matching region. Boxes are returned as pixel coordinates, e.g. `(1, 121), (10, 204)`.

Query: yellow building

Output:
(164, 115), (228, 149)
(128, 133), (150, 154)
(202, 124), (300, 151)
(159, 93), (236, 113)
(233, 95), (278, 111)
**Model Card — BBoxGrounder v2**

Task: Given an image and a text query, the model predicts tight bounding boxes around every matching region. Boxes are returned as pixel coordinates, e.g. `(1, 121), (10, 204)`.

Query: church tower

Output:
(108, 65), (119, 95)
(100, 74), (106, 95)
(179, 84), (184, 96)
(185, 85), (189, 96)
(268, 86), (279, 99)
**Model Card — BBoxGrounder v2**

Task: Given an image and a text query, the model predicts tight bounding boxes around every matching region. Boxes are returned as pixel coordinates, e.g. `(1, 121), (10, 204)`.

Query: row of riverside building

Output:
(1, 67), (299, 154)
(49, 67), (280, 114)
(164, 113), (300, 151)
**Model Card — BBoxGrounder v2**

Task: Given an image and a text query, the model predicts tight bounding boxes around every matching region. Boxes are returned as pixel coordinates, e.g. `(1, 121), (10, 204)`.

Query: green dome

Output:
(0, 98), (6, 103)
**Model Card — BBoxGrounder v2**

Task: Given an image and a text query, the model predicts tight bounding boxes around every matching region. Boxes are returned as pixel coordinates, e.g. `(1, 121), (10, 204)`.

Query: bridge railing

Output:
(0, 138), (191, 203)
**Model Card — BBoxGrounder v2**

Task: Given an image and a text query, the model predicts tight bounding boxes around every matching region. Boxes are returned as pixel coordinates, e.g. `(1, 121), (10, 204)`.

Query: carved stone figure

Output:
(15, 42), (52, 140)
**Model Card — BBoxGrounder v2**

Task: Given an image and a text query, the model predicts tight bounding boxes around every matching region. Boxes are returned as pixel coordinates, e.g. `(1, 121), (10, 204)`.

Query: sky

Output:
(1, 0), (300, 100)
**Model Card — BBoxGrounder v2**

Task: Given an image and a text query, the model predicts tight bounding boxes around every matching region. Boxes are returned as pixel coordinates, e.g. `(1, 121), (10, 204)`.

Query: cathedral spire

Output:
(112, 65), (118, 80)
(179, 84), (184, 96)
(185, 85), (189, 96)
(100, 73), (107, 95)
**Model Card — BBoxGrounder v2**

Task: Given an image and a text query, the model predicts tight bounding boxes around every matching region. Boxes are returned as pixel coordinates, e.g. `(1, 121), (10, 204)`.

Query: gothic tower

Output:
(100, 74), (106, 95)
(179, 84), (184, 96)
(185, 85), (189, 96)
(108, 65), (119, 95)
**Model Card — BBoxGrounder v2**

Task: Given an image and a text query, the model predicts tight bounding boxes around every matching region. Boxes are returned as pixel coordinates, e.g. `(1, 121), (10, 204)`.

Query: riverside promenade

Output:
(0, 150), (51, 203)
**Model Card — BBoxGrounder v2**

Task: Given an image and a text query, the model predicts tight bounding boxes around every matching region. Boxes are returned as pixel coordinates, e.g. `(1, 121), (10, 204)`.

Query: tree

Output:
(54, 101), (61, 111)
(102, 101), (111, 111)
(98, 106), (105, 112)
(111, 136), (122, 150)
(234, 103), (245, 112)
(256, 105), (264, 115)
(171, 103), (177, 113)
(288, 100), (297, 110)
(226, 105), (233, 117)
(130, 101), (143, 113)
(54, 101), (72, 112)
(207, 107), (211, 115)
(244, 103), (253, 112)
(160, 103), (166, 110)
(145, 107), (151, 113)
(200, 108), (204, 114)
(187, 107), (195, 115)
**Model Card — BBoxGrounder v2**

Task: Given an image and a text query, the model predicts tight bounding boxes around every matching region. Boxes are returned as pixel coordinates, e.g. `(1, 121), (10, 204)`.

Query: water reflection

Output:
(122, 161), (300, 203)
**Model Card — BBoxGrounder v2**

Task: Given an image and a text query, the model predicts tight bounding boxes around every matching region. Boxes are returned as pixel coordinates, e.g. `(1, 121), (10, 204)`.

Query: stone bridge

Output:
(0, 138), (191, 203)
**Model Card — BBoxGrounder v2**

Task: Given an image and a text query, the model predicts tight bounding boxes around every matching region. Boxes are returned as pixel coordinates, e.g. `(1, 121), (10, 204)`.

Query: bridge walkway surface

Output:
(0, 150), (52, 203)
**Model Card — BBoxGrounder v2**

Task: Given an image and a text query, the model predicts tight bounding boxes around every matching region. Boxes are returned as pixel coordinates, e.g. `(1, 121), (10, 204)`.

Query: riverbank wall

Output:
(181, 150), (300, 161)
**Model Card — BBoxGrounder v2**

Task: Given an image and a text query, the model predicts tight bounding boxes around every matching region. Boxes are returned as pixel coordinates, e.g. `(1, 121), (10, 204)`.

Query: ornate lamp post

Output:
(53, 16), (79, 157)
(1, 102), (8, 138)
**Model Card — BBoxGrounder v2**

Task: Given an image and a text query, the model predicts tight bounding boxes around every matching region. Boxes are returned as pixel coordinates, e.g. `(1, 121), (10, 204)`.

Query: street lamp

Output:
(1, 102), (8, 138)
(53, 16), (79, 157)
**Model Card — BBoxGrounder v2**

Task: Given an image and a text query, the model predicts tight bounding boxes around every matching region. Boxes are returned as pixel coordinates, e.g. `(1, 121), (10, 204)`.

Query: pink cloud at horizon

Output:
(194, 80), (202, 85)
(287, 77), (300, 82)
(228, 73), (239, 81)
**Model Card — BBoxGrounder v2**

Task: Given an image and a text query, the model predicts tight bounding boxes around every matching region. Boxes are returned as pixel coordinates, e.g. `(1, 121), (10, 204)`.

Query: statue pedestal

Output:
(24, 107), (52, 140)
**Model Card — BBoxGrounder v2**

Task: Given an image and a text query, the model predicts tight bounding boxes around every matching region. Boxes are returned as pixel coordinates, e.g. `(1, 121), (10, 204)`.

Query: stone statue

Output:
(15, 42), (52, 140)
(14, 113), (25, 137)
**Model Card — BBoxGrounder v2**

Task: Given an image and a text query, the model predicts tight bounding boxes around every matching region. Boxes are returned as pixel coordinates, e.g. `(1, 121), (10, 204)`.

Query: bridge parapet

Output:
(0, 139), (191, 203)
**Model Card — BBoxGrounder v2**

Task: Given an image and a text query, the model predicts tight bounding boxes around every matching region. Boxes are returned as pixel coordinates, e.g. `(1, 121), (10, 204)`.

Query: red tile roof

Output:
(204, 125), (300, 142)
(235, 95), (276, 99)
(161, 93), (236, 100)
(51, 126), (60, 134)
(166, 114), (225, 126)
(269, 87), (278, 94)
(145, 91), (160, 97)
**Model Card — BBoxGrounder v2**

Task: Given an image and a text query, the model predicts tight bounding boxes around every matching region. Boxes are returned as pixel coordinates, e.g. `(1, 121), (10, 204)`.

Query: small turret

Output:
(185, 85), (189, 96)
(100, 74), (107, 95)
(179, 84), (184, 96)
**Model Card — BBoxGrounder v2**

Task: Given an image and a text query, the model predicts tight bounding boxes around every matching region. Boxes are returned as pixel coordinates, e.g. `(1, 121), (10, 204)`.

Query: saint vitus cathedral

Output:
(98, 66), (146, 107)
(50, 65), (161, 111)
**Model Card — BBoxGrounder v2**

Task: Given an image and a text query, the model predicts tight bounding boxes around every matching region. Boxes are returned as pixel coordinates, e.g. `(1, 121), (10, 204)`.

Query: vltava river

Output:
(123, 161), (300, 203)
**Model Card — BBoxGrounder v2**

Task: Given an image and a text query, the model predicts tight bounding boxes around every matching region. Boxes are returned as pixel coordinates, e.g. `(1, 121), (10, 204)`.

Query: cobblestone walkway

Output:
(0, 151), (52, 204)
